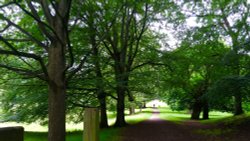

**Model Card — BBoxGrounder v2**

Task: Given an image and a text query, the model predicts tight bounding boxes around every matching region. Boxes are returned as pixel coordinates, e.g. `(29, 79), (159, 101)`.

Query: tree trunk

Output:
(99, 95), (108, 128)
(129, 106), (135, 115)
(143, 101), (146, 108)
(114, 87), (127, 127)
(191, 100), (202, 120)
(232, 41), (243, 116)
(48, 84), (66, 141)
(234, 94), (243, 115)
(48, 45), (66, 141)
(202, 101), (209, 120)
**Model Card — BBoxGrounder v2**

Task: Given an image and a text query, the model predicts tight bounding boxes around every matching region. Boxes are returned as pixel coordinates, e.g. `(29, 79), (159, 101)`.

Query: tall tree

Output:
(0, 1), (87, 141)
(183, 0), (250, 115)
(94, 0), (176, 127)
(161, 25), (231, 119)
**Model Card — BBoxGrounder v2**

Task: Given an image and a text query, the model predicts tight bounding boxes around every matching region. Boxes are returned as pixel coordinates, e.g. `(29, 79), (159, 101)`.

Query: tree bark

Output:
(91, 32), (108, 128)
(191, 100), (202, 120)
(48, 44), (66, 141)
(114, 86), (127, 127)
(99, 95), (108, 128)
(234, 94), (243, 115)
(202, 100), (209, 120)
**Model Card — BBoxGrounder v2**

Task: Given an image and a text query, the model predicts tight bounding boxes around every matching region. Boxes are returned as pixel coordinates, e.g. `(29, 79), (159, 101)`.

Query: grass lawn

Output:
(18, 108), (153, 141)
(1, 107), (238, 141)
(24, 128), (119, 141)
(158, 107), (233, 123)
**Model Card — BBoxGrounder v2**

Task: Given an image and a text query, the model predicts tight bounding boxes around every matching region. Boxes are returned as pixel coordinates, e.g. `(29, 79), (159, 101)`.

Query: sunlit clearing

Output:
(146, 99), (168, 108)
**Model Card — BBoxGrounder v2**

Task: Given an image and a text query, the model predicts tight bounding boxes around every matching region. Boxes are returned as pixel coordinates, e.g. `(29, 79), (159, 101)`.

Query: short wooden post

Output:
(83, 108), (99, 141)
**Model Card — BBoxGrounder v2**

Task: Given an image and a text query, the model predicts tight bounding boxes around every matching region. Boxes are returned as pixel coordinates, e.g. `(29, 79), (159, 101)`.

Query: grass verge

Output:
(23, 108), (152, 141)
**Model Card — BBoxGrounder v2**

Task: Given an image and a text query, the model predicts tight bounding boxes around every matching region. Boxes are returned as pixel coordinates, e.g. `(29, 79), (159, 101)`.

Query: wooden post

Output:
(83, 108), (99, 141)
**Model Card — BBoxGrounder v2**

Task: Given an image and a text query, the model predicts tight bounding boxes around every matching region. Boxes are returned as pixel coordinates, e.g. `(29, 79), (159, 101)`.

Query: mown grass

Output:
(4, 107), (244, 140)
(24, 129), (118, 141)
(158, 108), (191, 123)
(158, 107), (233, 124)
(199, 113), (250, 126)
(22, 108), (153, 141)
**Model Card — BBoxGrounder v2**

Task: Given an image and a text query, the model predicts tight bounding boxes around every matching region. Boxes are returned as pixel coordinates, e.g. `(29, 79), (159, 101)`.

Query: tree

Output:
(161, 25), (231, 120)
(0, 1), (87, 141)
(93, 0), (178, 127)
(183, 0), (250, 115)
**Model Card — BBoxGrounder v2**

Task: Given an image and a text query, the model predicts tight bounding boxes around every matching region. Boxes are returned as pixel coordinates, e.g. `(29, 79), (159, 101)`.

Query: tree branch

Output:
(66, 51), (91, 81)
(16, 1), (54, 47)
(0, 36), (48, 79)
(0, 15), (47, 49)
(0, 64), (46, 81)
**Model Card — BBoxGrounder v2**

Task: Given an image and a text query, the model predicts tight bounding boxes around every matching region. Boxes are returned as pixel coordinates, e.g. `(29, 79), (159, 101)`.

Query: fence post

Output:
(0, 126), (24, 141)
(83, 108), (99, 141)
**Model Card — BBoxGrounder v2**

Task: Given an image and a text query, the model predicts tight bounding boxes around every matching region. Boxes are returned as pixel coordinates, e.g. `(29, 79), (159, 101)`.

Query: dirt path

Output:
(117, 108), (250, 141)
(119, 108), (205, 141)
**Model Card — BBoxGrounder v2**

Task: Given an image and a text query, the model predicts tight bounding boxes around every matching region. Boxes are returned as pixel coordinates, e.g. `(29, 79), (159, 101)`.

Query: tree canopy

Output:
(0, 0), (250, 141)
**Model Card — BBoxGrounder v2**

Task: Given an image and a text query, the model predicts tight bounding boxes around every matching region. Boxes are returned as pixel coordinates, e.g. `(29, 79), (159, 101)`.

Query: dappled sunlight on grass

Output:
(10, 108), (153, 141)
(3, 107), (248, 141)
(158, 108), (190, 123)
(158, 107), (234, 124)
(107, 108), (153, 125)
(200, 111), (233, 124)
(201, 113), (250, 125)
(126, 108), (153, 124)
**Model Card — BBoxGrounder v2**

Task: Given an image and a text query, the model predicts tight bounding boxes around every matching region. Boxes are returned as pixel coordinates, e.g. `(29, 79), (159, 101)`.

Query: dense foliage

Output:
(0, 0), (249, 140)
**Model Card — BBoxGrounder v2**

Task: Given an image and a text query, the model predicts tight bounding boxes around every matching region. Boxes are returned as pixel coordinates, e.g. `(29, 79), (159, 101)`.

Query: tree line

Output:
(0, 1), (249, 141)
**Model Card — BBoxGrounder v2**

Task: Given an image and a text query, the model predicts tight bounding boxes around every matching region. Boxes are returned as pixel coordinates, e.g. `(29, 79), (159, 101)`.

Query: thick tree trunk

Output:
(99, 96), (108, 128)
(114, 87), (127, 127)
(232, 41), (243, 116)
(48, 45), (66, 141)
(48, 83), (66, 141)
(234, 94), (243, 115)
(191, 100), (202, 120)
(202, 101), (209, 120)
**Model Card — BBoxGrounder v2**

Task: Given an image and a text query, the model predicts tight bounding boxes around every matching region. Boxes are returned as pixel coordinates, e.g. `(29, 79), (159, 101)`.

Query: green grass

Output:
(158, 107), (233, 124)
(100, 128), (122, 141)
(22, 108), (152, 141)
(194, 114), (250, 136)
(199, 111), (233, 124)
(24, 129), (119, 141)
(158, 108), (191, 123)
(200, 113), (250, 125)
(24, 132), (47, 141)
(4, 108), (240, 140)
(126, 108), (153, 124)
